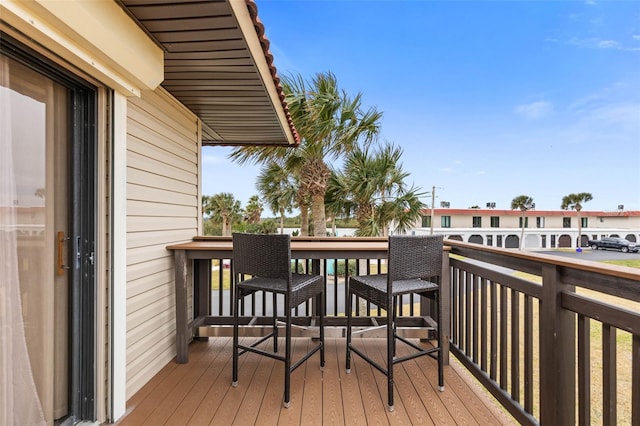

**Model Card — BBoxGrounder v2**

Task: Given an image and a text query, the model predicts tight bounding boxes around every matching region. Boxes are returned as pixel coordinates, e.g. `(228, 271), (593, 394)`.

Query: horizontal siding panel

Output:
(127, 320), (176, 369)
(128, 150), (197, 186)
(127, 167), (197, 195)
(127, 183), (196, 207)
(127, 269), (174, 299)
(126, 253), (173, 283)
(126, 86), (199, 402)
(126, 337), (175, 399)
(127, 216), (197, 233)
(126, 309), (175, 348)
(127, 244), (174, 269)
(127, 200), (198, 218)
(127, 229), (193, 250)
(128, 137), (195, 176)
(127, 283), (175, 316)
(126, 297), (175, 333)
(127, 110), (197, 164)
(129, 92), (198, 146)
(131, 89), (198, 144)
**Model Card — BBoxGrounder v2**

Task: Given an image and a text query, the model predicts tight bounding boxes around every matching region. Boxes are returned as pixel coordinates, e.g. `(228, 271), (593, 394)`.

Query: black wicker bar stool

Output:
(231, 233), (325, 408)
(346, 234), (444, 412)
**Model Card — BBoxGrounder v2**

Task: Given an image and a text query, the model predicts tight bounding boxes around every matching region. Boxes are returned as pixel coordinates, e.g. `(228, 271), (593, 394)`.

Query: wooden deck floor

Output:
(115, 337), (516, 425)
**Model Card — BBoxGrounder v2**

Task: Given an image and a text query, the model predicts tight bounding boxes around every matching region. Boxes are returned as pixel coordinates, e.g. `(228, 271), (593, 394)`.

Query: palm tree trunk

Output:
(520, 212), (525, 250)
(577, 210), (582, 249)
(279, 208), (285, 234)
(311, 193), (326, 237)
(300, 204), (309, 236)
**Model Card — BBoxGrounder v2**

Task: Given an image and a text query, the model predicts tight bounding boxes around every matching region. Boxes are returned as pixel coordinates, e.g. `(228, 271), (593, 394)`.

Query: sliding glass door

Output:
(1, 36), (96, 425)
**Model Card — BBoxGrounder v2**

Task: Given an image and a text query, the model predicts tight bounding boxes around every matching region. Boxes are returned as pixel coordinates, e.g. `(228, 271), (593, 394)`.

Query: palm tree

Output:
(257, 163), (297, 234)
(561, 192), (593, 249)
(202, 192), (243, 236)
(325, 170), (355, 237)
(328, 143), (425, 236)
(229, 71), (383, 236)
(511, 195), (534, 250)
(244, 195), (263, 224)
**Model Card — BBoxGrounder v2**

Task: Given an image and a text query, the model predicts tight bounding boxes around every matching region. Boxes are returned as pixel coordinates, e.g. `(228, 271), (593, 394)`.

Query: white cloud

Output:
(597, 40), (619, 49)
(515, 101), (554, 120)
(568, 37), (640, 51)
(568, 82), (626, 113)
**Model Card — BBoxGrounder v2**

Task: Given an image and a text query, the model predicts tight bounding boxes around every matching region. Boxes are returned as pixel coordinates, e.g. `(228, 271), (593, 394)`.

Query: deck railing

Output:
(195, 237), (639, 425)
(445, 240), (640, 425)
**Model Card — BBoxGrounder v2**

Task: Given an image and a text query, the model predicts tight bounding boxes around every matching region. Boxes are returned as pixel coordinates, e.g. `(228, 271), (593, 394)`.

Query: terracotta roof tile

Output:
(246, 0), (300, 145)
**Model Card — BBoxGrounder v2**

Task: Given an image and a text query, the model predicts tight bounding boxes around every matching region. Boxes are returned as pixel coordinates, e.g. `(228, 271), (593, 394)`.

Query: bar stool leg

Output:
(319, 290), (325, 370)
(273, 292), (278, 353)
(232, 289), (240, 387)
(345, 290), (352, 374)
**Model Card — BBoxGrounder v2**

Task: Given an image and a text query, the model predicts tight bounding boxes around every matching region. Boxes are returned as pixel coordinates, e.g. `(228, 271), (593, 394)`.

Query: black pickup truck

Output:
(587, 237), (638, 253)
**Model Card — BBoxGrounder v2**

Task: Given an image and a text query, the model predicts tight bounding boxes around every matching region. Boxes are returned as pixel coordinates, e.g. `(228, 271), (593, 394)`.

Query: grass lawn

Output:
(603, 258), (640, 268)
(512, 262), (638, 424)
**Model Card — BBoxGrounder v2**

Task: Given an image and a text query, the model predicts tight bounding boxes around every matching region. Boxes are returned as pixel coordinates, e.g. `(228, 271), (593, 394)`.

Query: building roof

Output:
(422, 208), (640, 217)
(119, 0), (299, 146)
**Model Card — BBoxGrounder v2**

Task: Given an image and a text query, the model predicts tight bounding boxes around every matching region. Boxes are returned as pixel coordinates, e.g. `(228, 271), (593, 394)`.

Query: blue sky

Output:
(203, 0), (640, 213)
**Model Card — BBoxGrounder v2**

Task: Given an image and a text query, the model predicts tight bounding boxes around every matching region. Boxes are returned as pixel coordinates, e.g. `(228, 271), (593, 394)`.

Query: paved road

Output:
(538, 248), (639, 262)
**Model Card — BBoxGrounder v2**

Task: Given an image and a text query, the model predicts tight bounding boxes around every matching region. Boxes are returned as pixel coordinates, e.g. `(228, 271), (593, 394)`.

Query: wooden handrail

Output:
(445, 239), (640, 425)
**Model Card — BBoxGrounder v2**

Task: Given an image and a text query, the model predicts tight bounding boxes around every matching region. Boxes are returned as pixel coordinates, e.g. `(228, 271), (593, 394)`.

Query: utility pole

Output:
(430, 186), (435, 235)
(429, 186), (444, 235)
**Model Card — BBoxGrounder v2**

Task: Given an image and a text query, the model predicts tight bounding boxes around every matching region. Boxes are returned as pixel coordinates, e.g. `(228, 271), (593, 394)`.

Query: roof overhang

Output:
(119, 0), (298, 147)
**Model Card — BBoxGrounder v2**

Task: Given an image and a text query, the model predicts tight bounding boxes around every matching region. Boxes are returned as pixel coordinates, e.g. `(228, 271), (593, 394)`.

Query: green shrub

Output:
(336, 259), (356, 277)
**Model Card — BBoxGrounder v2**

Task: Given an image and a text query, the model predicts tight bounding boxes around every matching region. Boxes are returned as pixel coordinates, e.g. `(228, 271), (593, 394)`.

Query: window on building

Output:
(472, 216), (482, 227)
(490, 216), (500, 227)
(541, 235), (547, 248)
(519, 217), (529, 228)
(563, 218), (571, 228)
(421, 215), (431, 228)
(551, 235), (556, 248)
(536, 217), (544, 228)
(487, 235), (493, 246)
(496, 235), (503, 247)
(441, 216), (451, 228)
(581, 217), (588, 228)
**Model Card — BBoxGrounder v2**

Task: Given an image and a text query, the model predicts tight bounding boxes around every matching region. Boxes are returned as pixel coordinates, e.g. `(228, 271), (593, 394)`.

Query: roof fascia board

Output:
(1, 0), (163, 96)
(228, 0), (295, 146)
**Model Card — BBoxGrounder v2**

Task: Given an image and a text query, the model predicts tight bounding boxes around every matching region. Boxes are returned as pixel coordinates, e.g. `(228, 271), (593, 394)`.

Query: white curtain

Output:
(0, 57), (46, 425)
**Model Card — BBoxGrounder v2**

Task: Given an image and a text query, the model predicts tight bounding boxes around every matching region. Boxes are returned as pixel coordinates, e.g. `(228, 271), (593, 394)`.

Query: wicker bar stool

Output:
(346, 234), (444, 412)
(231, 233), (325, 408)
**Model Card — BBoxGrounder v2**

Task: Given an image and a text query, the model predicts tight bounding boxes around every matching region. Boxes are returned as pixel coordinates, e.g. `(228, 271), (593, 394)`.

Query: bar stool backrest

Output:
(232, 233), (292, 280)
(387, 235), (444, 283)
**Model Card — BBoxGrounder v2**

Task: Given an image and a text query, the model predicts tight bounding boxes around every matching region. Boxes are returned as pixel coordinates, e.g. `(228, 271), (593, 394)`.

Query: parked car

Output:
(587, 237), (638, 253)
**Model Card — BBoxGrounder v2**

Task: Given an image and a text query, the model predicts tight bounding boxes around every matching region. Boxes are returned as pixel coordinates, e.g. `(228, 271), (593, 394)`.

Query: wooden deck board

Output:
(321, 339), (346, 425)
(114, 337), (517, 426)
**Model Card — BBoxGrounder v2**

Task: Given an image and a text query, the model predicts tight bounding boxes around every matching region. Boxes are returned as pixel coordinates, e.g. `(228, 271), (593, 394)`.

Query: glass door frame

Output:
(0, 32), (97, 423)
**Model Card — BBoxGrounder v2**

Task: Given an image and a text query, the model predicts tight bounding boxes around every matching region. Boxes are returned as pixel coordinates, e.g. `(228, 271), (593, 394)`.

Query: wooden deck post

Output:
(440, 249), (451, 365)
(539, 264), (575, 424)
(174, 249), (189, 363)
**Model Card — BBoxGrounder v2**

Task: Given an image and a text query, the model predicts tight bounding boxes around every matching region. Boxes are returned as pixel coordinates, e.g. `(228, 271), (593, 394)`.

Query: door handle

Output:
(57, 231), (70, 275)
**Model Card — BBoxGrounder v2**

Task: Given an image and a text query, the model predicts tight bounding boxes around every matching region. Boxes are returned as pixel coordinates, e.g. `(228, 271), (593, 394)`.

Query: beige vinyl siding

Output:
(125, 88), (200, 398)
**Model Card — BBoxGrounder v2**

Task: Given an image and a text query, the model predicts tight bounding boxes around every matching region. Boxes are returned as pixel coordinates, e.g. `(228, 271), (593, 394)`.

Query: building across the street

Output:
(411, 208), (640, 249)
